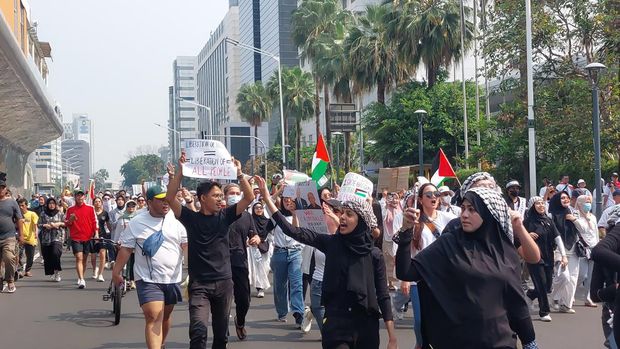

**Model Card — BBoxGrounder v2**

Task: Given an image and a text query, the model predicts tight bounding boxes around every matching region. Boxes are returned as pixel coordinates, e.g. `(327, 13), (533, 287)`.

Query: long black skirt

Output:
(41, 242), (63, 275)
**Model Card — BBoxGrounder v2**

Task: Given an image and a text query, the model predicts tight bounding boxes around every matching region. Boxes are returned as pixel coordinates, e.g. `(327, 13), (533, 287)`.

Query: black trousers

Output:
(189, 278), (233, 349)
(23, 244), (35, 272)
(232, 266), (250, 326)
(41, 242), (62, 275)
(321, 314), (380, 349)
(526, 263), (553, 316)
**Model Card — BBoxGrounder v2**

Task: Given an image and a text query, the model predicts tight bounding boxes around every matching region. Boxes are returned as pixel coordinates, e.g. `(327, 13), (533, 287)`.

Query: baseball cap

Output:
(577, 179), (586, 185)
(146, 185), (167, 200)
(438, 186), (455, 196)
(74, 190), (85, 196)
(505, 180), (520, 189)
(126, 199), (137, 207)
(613, 189), (620, 197)
(613, 172), (619, 177)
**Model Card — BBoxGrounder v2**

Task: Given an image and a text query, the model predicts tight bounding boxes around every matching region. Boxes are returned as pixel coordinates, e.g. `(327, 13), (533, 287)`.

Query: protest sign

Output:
(131, 184), (142, 196)
(378, 167), (410, 193)
(181, 139), (236, 180)
(338, 172), (373, 203)
(293, 180), (328, 233)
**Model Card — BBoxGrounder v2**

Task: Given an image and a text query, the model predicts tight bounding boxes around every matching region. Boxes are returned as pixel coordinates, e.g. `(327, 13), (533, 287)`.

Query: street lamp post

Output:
(414, 110), (428, 177)
(225, 38), (287, 170)
(586, 62), (607, 219)
(154, 122), (181, 157)
(332, 132), (343, 184)
(177, 97), (212, 136)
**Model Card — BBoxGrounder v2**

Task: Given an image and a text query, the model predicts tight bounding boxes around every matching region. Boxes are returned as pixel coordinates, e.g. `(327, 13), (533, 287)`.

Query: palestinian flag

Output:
(430, 148), (457, 186)
(88, 179), (96, 203)
(311, 133), (330, 187)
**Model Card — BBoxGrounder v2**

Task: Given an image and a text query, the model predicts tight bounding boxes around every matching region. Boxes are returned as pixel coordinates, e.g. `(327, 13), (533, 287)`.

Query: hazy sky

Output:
(29, 1), (230, 182)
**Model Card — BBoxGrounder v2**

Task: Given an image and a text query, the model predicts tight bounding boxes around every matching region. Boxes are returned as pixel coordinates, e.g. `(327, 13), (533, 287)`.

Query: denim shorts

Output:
(136, 280), (183, 306)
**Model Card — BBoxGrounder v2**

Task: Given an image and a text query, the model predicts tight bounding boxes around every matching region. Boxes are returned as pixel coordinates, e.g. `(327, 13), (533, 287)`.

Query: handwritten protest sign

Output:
(282, 170), (311, 198)
(338, 172), (373, 203)
(182, 139), (236, 180)
(293, 180), (328, 233)
(131, 185), (142, 196)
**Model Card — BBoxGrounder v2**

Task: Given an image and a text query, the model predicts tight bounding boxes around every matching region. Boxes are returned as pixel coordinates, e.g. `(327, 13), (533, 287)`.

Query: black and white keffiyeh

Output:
(341, 200), (378, 230)
(527, 196), (544, 209)
(460, 171), (496, 196)
(468, 187), (514, 243)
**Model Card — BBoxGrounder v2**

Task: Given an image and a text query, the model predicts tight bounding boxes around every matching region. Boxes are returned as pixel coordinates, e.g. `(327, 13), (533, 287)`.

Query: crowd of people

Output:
(2, 164), (620, 349)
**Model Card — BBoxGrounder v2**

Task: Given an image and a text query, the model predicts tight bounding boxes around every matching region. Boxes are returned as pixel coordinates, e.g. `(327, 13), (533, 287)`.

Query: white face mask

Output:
(227, 195), (241, 206)
(441, 195), (452, 205)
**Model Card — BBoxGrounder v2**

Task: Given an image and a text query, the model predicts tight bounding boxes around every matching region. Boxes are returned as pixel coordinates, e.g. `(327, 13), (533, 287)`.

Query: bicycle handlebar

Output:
(89, 238), (120, 247)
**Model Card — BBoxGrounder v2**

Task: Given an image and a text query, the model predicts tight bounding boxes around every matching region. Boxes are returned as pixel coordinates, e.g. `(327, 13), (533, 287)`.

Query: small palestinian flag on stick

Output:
(430, 148), (457, 186)
(311, 133), (330, 187)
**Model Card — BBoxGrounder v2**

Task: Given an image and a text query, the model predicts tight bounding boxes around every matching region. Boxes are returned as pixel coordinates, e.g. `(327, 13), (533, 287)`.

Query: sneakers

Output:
(539, 314), (552, 322)
(96, 274), (105, 282)
(78, 279), (86, 289)
(293, 312), (303, 329)
(54, 272), (62, 282)
(234, 316), (247, 341)
(276, 316), (287, 323)
(256, 289), (265, 298)
(2, 282), (16, 293)
(301, 306), (313, 334)
(104, 262), (112, 270)
(130, 281), (136, 290)
(92, 267), (99, 279)
(558, 305), (575, 314)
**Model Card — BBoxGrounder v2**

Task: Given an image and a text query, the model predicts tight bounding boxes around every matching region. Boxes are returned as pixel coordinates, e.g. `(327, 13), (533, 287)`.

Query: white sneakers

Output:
(257, 290), (265, 298)
(92, 267), (99, 279)
(54, 272), (62, 282)
(300, 306), (313, 334)
(539, 314), (552, 322)
(77, 279), (86, 289)
(96, 274), (105, 282)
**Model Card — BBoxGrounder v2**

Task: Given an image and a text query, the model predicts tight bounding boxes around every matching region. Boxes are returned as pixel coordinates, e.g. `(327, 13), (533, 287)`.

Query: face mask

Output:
(509, 190), (519, 197)
(583, 203), (592, 213)
(227, 195), (241, 206)
(441, 196), (451, 205)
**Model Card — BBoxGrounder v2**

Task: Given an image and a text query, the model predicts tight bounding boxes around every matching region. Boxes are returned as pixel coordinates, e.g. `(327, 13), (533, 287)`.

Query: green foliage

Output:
(120, 155), (165, 188)
(363, 80), (481, 168)
(93, 168), (109, 193)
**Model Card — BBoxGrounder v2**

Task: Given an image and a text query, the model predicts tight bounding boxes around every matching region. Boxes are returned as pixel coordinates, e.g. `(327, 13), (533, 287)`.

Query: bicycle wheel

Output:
(113, 283), (122, 325)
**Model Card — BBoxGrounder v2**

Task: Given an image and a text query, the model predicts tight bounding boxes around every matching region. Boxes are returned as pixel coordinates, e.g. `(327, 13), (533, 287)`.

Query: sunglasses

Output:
(138, 199), (145, 202)
(254, 206), (264, 210)
(423, 191), (441, 199)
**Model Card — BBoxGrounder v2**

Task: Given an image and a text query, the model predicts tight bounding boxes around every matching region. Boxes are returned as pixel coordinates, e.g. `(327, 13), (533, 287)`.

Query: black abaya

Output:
(395, 189), (535, 349)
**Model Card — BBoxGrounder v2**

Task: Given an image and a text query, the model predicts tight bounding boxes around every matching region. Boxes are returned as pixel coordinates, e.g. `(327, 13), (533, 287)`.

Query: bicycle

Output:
(90, 238), (126, 325)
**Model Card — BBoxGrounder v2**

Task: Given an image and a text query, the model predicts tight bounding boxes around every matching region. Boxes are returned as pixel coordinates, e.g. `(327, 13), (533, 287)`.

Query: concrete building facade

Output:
(0, 0), (63, 194)
(61, 139), (90, 190)
(168, 56), (199, 159)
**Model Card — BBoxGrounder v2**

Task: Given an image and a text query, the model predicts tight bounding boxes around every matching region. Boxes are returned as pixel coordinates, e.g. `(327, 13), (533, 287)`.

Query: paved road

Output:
(0, 254), (606, 348)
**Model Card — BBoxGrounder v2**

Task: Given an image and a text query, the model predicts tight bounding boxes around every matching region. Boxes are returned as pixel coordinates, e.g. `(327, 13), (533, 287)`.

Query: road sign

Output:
(329, 103), (358, 132)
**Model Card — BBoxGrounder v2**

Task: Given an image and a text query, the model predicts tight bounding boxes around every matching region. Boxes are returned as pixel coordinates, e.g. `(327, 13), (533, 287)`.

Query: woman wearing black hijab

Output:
(548, 191), (580, 313)
(38, 198), (66, 282)
(249, 201), (275, 297)
(395, 187), (538, 349)
(255, 176), (397, 349)
(523, 196), (567, 322)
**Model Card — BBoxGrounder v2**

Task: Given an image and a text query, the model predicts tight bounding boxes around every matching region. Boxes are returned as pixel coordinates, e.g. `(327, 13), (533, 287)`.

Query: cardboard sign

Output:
(378, 167), (410, 193)
(293, 180), (328, 233)
(338, 172), (373, 203)
(182, 139), (236, 180)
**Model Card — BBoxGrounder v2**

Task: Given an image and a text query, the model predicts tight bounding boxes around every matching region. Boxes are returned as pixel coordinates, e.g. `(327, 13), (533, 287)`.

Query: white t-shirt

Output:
(312, 249), (326, 282)
(120, 210), (187, 284)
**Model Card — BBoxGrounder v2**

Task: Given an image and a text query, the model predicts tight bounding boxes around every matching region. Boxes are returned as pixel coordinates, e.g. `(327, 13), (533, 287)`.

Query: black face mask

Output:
(508, 189), (519, 197)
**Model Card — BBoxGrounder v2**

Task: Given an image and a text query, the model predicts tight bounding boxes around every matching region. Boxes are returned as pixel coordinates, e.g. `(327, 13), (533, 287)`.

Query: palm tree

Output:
(268, 67), (315, 169)
(236, 81), (272, 161)
(347, 4), (411, 104)
(292, 0), (352, 155)
(395, 0), (474, 88)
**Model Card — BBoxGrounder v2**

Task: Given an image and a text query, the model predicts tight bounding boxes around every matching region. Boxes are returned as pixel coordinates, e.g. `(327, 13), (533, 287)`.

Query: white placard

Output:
(293, 181), (328, 233)
(338, 172), (373, 203)
(131, 184), (142, 196)
(182, 139), (236, 180)
(161, 173), (170, 186)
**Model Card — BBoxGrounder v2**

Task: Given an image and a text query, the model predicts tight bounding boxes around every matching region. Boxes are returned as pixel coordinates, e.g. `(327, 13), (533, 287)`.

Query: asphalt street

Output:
(0, 254), (606, 349)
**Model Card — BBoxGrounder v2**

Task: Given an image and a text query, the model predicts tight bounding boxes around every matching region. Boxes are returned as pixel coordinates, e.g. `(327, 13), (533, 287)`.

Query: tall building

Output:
(0, 0), (63, 194)
(61, 139), (90, 190)
(71, 113), (94, 175)
(168, 56), (199, 159)
(195, 2), (260, 166)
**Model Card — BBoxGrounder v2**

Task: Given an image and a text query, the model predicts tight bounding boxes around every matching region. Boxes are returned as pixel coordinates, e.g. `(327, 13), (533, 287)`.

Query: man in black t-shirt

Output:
(166, 152), (254, 349)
